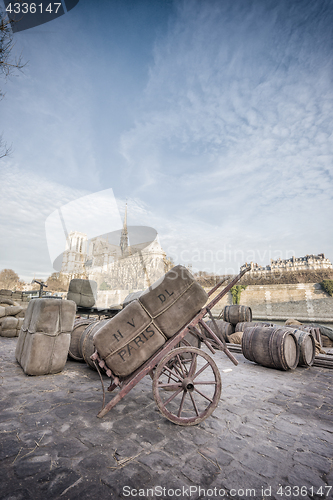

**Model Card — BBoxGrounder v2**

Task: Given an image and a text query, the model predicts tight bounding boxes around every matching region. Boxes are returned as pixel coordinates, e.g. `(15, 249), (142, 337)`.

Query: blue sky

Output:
(0, 0), (332, 281)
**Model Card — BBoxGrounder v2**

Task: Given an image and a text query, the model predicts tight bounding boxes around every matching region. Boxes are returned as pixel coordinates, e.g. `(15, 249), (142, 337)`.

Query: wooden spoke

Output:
(194, 387), (213, 403)
(162, 365), (183, 383)
(152, 347), (222, 426)
(189, 392), (200, 416)
(164, 387), (183, 405)
(177, 391), (187, 417)
(188, 353), (198, 377)
(193, 362), (210, 380)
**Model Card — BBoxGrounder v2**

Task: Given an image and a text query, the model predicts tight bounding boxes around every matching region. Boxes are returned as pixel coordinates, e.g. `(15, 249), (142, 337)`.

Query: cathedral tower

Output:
(120, 203), (129, 257)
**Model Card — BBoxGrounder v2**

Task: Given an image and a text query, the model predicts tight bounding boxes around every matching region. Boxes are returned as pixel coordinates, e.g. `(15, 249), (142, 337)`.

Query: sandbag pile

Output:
(0, 316), (24, 337)
(0, 290), (25, 337)
(94, 265), (208, 377)
(15, 298), (76, 375)
(67, 279), (97, 308)
(0, 289), (28, 304)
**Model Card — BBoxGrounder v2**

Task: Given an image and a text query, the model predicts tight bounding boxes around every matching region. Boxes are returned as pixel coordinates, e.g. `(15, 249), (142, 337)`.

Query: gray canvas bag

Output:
(93, 300), (166, 377)
(139, 265), (208, 338)
(67, 279), (97, 308)
(15, 298), (76, 376)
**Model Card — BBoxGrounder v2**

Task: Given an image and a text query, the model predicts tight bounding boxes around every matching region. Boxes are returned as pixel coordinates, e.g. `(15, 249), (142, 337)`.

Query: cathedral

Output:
(60, 205), (170, 290)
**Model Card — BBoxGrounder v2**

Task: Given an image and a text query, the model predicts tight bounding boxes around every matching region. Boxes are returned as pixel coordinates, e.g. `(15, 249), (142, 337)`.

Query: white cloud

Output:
(118, 0), (333, 268)
(0, 161), (90, 280)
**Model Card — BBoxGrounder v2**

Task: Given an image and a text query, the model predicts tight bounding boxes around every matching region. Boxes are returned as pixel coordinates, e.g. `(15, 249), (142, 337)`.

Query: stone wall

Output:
(207, 283), (333, 323)
(93, 282), (333, 323)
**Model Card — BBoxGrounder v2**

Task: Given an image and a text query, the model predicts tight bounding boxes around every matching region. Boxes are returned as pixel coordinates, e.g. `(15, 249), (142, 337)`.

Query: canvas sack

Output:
(0, 316), (23, 337)
(67, 291), (95, 308)
(94, 300), (166, 377)
(15, 298), (76, 375)
(0, 298), (14, 306)
(139, 265), (208, 338)
(68, 279), (97, 296)
(5, 305), (22, 316)
(0, 316), (18, 337)
(67, 279), (97, 308)
(228, 332), (243, 345)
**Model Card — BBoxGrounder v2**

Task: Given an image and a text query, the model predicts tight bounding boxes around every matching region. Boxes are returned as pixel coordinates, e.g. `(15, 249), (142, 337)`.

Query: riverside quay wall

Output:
(95, 283), (333, 324)
(207, 283), (333, 324)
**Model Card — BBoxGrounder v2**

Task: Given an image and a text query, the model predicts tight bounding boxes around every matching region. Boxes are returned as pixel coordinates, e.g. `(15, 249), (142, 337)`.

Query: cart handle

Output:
(205, 265), (251, 311)
(207, 277), (229, 297)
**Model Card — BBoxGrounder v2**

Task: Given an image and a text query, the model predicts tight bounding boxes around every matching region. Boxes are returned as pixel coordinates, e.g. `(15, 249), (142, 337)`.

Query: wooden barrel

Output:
(205, 320), (234, 342)
(223, 305), (252, 325)
(69, 319), (97, 361)
(285, 328), (315, 367)
(80, 319), (110, 369)
(242, 326), (299, 370)
(296, 325), (321, 345)
(321, 335), (333, 348)
(235, 321), (274, 332)
(177, 330), (201, 361)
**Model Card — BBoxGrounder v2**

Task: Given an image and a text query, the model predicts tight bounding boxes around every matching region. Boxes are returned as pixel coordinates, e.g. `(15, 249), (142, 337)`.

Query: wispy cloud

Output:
(119, 0), (333, 267)
(1, 0), (332, 278)
(0, 161), (89, 279)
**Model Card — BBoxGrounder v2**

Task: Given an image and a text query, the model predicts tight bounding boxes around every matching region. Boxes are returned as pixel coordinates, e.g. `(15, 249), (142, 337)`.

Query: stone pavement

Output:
(0, 337), (332, 500)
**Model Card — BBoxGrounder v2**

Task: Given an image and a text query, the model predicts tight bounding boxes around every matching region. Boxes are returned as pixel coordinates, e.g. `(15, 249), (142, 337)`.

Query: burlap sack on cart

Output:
(15, 298), (76, 375)
(94, 300), (166, 377)
(139, 265), (208, 338)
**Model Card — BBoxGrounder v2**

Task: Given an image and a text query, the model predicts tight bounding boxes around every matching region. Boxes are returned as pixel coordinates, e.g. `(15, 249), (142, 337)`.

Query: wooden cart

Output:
(91, 266), (250, 426)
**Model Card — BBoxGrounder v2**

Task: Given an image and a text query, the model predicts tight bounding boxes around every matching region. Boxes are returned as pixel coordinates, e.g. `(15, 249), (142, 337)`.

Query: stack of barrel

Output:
(205, 305), (316, 371)
(68, 318), (110, 369)
(235, 321), (316, 370)
(205, 304), (253, 344)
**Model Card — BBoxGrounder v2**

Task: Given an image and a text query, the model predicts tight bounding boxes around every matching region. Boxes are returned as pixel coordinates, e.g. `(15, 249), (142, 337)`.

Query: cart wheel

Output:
(153, 347), (222, 426)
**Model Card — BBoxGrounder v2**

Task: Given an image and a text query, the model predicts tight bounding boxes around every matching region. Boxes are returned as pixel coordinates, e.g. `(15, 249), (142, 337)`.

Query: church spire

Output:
(120, 203), (129, 257)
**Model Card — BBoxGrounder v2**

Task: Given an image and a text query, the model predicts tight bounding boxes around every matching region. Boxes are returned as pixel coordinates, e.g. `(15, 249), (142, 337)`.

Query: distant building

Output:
(241, 254), (333, 273)
(61, 205), (170, 289)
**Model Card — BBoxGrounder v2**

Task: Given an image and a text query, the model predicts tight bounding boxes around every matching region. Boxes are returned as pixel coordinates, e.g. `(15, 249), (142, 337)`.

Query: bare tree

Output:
(0, 6), (25, 158)
(0, 268), (21, 290)
(46, 272), (70, 292)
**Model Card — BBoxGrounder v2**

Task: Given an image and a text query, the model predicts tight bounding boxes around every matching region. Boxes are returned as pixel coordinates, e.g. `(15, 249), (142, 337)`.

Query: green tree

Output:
(230, 285), (247, 304)
(320, 280), (333, 297)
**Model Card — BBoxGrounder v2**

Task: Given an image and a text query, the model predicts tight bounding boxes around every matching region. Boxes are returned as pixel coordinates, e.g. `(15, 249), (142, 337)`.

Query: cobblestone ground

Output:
(0, 337), (332, 500)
